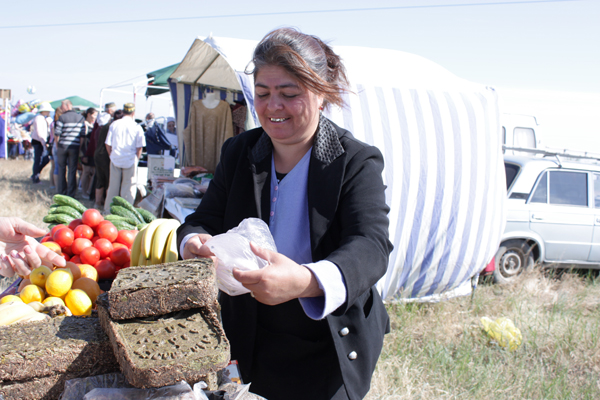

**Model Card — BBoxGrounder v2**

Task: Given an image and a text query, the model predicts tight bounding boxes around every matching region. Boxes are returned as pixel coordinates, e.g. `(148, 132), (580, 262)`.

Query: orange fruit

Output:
(78, 264), (98, 282)
(72, 277), (102, 304)
(65, 262), (81, 281)
(42, 241), (62, 255)
(1, 294), (23, 304)
(18, 278), (31, 292)
(45, 269), (73, 297)
(20, 284), (45, 304)
(29, 265), (53, 288)
(43, 296), (66, 307)
(64, 289), (92, 316)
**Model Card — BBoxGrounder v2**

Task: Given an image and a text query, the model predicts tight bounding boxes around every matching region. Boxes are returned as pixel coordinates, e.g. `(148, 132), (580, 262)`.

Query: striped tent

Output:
(168, 37), (506, 301)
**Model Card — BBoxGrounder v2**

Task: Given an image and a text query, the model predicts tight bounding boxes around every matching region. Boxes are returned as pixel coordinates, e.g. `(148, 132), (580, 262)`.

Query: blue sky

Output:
(2, 0), (599, 150)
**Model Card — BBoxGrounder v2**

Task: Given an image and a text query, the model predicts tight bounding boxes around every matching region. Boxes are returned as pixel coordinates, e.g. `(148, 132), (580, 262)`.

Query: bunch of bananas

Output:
(131, 219), (181, 266)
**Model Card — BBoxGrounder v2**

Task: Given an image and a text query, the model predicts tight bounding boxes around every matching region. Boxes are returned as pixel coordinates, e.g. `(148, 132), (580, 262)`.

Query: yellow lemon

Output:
(64, 289), (92, 316)
(19, 284), (45, 304)
(1, 294), (24, 304)
(29, 265), (53, 288)
(43, 296), (66, 307)
(45, 269), (73, 298)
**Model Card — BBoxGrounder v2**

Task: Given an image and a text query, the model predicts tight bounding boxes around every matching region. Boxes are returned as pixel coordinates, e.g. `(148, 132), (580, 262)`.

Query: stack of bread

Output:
(96, 259), (229, 390)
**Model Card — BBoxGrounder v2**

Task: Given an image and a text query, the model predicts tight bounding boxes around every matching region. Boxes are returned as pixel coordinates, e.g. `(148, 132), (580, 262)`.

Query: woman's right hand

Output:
(182, 233), (217, 265)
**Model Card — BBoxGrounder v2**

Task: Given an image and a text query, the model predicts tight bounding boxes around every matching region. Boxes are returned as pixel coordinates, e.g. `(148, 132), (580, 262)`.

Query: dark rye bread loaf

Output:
(97, 302), (229, 389)
(0, 373), (80, 400)
(0, 315), (118, 383)
(106, 259), (218, 320)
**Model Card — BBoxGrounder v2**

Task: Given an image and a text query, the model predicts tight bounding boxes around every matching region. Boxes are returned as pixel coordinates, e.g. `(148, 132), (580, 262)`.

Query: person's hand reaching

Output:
(0, 217), (66, 278)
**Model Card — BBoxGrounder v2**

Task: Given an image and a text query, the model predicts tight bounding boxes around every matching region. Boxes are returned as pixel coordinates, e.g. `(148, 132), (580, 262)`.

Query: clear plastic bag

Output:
(205, 218), (277, 296)
(481, 316), (523, 351)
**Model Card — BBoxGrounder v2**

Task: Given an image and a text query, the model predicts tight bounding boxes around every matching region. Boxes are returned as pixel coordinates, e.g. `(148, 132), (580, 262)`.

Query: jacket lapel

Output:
(249, 132), (272, 226)
(308, 116), (346, 254)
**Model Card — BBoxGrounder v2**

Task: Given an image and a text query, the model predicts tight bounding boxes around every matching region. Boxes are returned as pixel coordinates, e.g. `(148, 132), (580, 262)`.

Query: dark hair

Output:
(247, 27), (350, 109)
(113, 109), (124, 120)
(84, 107), (97, 118)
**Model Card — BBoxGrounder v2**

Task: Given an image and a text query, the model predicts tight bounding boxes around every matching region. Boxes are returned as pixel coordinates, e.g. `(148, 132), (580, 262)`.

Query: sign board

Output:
(0, 90), (11, 100)
(147, 154), (175, 178)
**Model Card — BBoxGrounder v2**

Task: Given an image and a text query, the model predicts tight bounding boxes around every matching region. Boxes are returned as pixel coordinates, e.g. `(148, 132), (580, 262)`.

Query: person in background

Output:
(79, 107), (98, 199)
(144, 112), (155, 131)
(104, 102), (116, 117)
(165, 117), (178, 156)
(93, 110), (122, 210)
(178, 28), (392, 400)
(29, 102), (54, 184)
(104, 103), (144, 211)
(49, 107), (64, 190)
(0, 217), (66, 278)
(55, 100), (85, 197)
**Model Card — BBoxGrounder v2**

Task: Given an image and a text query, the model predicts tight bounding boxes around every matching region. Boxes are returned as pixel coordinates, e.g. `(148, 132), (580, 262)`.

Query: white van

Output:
(501, 114), (542, 153)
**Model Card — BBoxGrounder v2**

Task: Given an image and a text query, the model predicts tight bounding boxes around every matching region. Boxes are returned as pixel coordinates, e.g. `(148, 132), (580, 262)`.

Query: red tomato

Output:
(73, 224), (94, 240)
(41, 235), (53, 243)
(82, 209), (103, 228)
(90, 235), (100, 244)
(62, 246), (73, 257)
(94, 259), (116, 280)
(62, 253), (70, 262)
(50, 224), (67, 236)
(70, 255), (82, 264)
(53, 227), (74, 248)
(110, 247), (130, 267)
(115, 230), (137, 249)
(68, 219), (83, 231)
(97, 222), (118, 242)
(80, 246), (101, 265)
(94, 238), (114, 259)
(72, 238), (93, 255)
(112, 242), (128, 251)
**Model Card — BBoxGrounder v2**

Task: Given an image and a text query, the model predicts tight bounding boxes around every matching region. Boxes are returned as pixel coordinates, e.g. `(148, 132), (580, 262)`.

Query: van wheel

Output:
(493, 240), (534, 284)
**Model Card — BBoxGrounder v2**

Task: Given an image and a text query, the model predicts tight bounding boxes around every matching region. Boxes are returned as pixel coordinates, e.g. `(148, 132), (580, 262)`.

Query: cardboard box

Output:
(147, 155), (175, 179)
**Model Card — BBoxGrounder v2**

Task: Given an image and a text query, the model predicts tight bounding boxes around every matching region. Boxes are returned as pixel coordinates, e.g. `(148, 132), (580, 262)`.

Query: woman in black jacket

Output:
(178, 27), (392, 400)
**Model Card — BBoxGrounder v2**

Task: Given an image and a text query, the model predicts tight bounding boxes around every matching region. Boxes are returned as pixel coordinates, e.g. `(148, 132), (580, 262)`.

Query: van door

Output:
(587, 173), (600, 261)
(529, 170), (594, 262)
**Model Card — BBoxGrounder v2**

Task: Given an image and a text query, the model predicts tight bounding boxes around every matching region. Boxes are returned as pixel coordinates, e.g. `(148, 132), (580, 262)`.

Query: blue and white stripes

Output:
(326, 85), (506, 300)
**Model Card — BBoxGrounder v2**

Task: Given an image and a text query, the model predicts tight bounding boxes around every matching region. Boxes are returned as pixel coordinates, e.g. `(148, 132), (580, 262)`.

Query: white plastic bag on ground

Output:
(205, 218), (277, 296)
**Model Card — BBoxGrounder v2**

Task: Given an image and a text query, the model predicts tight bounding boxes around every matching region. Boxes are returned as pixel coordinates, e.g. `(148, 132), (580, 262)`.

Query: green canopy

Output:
(50, 96), (99, 110)
(146, 63), (179, 97)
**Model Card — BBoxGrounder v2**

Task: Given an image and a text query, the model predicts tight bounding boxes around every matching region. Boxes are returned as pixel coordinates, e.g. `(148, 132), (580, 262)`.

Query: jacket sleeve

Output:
(325, 144), (392, 316)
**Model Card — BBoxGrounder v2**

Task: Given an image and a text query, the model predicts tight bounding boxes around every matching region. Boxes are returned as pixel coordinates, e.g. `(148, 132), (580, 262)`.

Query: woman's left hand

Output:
(232, 242), (324, 305)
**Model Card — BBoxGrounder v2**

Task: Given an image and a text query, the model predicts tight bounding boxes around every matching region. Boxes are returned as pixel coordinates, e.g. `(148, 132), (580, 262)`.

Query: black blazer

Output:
(178, 116), (393, 400)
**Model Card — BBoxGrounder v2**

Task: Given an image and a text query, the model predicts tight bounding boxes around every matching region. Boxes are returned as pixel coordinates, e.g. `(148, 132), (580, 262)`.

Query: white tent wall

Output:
(168, 36), (507, 301)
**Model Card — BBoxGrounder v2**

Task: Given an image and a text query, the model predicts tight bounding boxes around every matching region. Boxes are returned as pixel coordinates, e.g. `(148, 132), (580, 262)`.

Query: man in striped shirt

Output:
(54, 100), (86, 197)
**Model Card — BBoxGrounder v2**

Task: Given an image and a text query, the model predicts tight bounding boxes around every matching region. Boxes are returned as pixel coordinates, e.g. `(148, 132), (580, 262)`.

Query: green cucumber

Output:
(43, 214), (75, 225)
(136, 223), (148, 231)
(110, 205), (143, 224)
(53, 194), (87, 214)
(105, 214), (139, 226)
(135, 207), (156, 223)
(111, 196), (144, 223)
(49, 206), (82, 219)
(111, 220), (136, 231)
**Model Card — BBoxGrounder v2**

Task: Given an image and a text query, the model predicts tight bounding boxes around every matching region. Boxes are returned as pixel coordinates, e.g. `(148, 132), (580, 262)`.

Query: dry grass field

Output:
(1, 158), (600, 399)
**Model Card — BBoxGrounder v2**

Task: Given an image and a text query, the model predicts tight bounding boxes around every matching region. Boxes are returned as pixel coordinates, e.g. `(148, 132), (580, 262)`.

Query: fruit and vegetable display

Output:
(0, 196), (232, 400)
